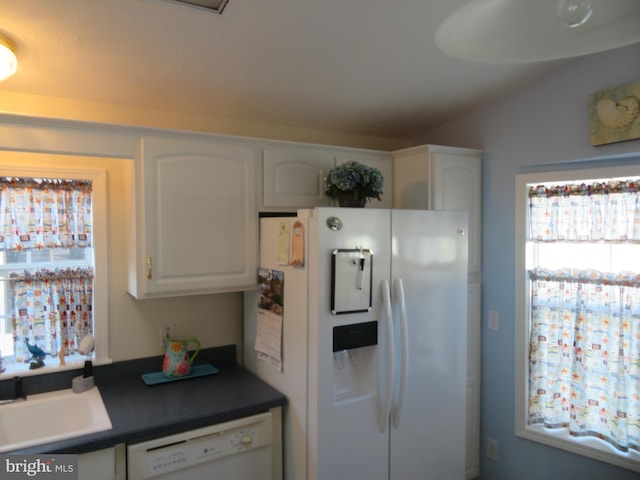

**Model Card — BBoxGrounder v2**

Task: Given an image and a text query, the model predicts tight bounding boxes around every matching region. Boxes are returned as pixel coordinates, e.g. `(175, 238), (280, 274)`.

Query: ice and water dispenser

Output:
(330, 248), (378, 401)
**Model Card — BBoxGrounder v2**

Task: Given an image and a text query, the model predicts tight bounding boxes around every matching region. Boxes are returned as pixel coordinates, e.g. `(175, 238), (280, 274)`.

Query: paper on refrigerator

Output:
(255, 267), (284, 370)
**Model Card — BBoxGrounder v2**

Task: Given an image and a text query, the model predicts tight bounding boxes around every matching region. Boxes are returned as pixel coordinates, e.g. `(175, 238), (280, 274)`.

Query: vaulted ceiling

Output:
(0, 0), (562, 140)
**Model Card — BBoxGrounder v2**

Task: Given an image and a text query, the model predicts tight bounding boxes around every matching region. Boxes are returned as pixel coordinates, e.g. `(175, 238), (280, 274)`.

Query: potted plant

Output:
(324, 161), (384, 207)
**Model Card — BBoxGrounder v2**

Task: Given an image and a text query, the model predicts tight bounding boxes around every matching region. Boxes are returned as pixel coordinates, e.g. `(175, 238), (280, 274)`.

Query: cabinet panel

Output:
(392, 150), (430, 209)
(262, 147), (335, 209)
(130, 137), (258, 298)
(431, 151), (482, 275)
(78, 445), (124, 480)
(262, 146), (393, 211)
(393, 145), (482, 275)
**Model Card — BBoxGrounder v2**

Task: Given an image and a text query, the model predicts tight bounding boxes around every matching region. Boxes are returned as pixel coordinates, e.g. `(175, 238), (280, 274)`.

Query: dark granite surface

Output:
(2, 345), (286, 455)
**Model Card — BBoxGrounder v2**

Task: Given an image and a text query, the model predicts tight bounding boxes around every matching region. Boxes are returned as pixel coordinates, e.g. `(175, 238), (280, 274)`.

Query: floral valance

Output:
(529, 179), (638, 198)
(528, 179), (640, 243)
(9, 266), (94, 283)
(0, 177), (92, 251)
(529, 267), (640, 288)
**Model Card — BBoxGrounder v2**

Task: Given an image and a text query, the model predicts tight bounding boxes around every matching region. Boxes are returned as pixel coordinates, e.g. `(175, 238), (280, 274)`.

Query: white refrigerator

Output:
(244, 207), (468, 480)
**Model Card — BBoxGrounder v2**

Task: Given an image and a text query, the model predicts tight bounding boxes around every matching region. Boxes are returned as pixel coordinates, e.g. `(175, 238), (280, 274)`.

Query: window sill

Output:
(0, 357), (113, 380)
(517, 424), (640, 473)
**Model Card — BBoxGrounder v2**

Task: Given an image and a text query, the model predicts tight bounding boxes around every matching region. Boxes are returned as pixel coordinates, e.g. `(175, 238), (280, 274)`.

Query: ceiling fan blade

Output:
(435, 0), (640, 63)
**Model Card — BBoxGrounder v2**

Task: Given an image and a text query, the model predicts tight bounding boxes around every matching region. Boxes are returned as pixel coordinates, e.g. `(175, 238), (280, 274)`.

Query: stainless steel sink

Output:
(0, 386), (112, 452)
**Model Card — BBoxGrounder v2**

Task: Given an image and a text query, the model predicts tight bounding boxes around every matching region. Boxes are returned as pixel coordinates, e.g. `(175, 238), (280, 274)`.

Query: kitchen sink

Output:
(0, 386), (112, 452)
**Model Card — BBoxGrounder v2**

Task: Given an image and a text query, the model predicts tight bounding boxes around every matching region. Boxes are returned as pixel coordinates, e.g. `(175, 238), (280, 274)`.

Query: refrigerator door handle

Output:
(379, 279), (395, 433)
(392, 277), (409, 429)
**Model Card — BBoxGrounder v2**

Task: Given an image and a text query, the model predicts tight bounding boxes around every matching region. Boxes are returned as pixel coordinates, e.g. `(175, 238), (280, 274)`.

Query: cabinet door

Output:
(431, 150), (482, 276)
(393, 145), (482, 276)
(131, 137), (258, 297)
(392, 148), (430, 209)
(78, 447), (115, 480)
(262, 146), (335, 209)
(336, 151), (392, 209)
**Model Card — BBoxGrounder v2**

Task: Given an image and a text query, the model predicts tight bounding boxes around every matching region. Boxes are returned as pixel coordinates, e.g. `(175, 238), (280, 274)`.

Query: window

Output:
(515, 164), (640, 473)
(0, 166), (108, 377)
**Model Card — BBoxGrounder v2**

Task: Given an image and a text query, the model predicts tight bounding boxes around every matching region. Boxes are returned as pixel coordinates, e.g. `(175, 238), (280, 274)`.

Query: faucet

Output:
(0, 376), (26, 405)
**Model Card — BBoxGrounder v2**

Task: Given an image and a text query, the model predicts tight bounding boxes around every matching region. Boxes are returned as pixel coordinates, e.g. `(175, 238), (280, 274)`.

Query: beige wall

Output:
(0, 151), (242, 363)
(0, 91), (410, 151)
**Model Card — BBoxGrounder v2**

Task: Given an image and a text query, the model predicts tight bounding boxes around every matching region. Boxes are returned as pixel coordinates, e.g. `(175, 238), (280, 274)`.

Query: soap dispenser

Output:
(72, 335), (96, 393)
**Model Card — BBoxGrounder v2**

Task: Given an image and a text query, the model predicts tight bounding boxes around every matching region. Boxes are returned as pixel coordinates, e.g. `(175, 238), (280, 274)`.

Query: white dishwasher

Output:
(127, 411), (273, 480)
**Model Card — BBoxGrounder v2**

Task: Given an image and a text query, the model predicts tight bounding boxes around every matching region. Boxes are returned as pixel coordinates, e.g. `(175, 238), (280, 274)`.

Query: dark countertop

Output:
(3, 345), (286, 455)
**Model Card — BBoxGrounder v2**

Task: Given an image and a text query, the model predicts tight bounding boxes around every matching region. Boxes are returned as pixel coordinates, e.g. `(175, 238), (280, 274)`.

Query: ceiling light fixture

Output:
(0, 33), (17, 81)
(162, 0), (229, 14)
(435, 0), (640, 63)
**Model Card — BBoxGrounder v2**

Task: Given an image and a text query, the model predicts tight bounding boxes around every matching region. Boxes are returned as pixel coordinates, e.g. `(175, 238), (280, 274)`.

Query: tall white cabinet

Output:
(128, 136), (259, 298)
(393, 144), (482, 480)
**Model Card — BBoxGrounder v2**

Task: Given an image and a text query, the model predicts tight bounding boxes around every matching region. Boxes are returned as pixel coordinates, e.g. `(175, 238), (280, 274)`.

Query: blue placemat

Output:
(142, 364), (219, 385)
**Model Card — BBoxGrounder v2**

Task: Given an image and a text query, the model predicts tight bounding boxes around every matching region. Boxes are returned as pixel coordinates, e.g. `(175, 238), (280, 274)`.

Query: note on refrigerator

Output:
(277, 221), (290, 265)
(255, 268), (284, 370)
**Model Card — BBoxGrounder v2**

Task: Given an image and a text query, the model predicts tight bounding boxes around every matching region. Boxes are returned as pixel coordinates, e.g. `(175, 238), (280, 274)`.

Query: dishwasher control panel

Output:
(128, 411), (272, 479)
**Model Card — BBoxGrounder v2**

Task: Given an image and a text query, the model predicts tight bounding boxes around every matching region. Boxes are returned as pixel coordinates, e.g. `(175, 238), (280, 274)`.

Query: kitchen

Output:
(1, 1), (640, 479)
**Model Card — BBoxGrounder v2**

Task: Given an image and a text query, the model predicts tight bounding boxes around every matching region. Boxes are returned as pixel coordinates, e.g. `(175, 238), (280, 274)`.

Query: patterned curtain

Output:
(0, 177), (92, 251)
(10, 268), (93, 363)
(0, 177), (94, 365)
(529, 180), (640, 242)
(527, 180), (640, 452)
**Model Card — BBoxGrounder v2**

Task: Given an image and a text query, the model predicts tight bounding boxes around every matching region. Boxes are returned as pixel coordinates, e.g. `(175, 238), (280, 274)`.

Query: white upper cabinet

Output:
(129, 136), (259, 298)
(262, 145), (393, 211)
(262, 146), (335, 209)
(393, 145), (482, 275)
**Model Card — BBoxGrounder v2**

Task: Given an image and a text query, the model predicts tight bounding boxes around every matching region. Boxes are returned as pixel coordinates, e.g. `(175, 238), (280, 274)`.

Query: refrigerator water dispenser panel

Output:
(333, 321), (378, 352)
(332, 321), (378, 402)
(331, 248), (373, 314)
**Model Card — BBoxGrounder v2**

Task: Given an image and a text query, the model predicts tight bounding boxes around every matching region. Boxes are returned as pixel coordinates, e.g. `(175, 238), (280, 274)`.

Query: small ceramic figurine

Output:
(25, 339), (50, 369)
(59, 346), (66, 366)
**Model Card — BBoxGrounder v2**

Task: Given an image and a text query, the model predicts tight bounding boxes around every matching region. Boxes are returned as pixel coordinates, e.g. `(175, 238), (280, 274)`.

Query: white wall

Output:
(420, 43), (640, 479)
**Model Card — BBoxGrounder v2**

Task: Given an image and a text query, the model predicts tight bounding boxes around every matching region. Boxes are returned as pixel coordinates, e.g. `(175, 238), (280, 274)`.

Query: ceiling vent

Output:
(164, 0), (229, 14)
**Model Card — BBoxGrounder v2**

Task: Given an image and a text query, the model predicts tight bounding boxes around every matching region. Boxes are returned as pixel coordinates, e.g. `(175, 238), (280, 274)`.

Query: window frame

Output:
(0, 164), (109, 378)
(515, 164), (640, 473)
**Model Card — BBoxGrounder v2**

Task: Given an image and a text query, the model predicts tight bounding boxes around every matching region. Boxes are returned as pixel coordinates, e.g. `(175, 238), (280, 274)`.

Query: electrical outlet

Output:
(487, 437), (499, 461)
(162, 324), (175, 345)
